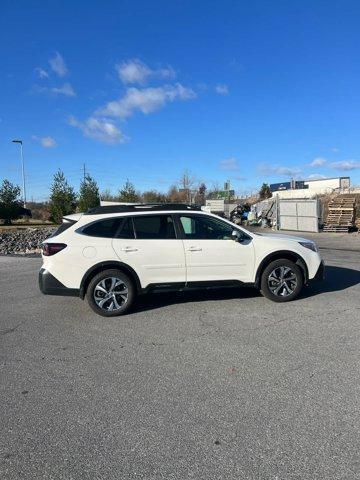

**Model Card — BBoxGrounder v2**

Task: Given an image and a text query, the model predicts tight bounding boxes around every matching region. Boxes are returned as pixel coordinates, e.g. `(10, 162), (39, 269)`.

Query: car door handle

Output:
(188, 246), (202, 252)
(121, 247), (138, 252)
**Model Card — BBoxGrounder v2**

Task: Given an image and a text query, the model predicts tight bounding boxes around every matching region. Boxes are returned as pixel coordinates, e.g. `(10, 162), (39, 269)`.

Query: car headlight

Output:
(299, 241), (318, 252)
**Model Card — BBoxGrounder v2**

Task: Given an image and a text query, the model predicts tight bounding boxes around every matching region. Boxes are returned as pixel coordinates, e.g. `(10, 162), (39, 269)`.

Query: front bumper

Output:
(39, 268), (80, 296)
(312, 260), (325, 281)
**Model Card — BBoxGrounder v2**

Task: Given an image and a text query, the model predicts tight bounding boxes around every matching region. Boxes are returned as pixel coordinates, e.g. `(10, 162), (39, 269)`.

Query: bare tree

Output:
(178, 170), (197, 203)
(100, 189), (118, 201)
(167, 185), (188, 203)
(179, 170), (196, 190)
(142, 190), (167, 203)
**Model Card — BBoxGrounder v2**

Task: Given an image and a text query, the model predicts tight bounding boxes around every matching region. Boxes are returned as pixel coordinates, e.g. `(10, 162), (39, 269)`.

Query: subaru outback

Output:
(39, 204), (324, 317)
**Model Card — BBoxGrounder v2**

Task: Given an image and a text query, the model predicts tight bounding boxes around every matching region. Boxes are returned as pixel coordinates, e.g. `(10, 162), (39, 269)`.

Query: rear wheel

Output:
(86, 269), (135, 317)
(260, 259), (303, 302)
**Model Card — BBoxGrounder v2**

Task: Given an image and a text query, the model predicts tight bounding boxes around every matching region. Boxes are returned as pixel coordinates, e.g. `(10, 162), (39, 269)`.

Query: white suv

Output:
(39, 204), (324, 317)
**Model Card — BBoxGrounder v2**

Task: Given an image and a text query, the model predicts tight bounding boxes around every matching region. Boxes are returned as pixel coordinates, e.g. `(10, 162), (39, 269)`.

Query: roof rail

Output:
(84, 203), (202, 215)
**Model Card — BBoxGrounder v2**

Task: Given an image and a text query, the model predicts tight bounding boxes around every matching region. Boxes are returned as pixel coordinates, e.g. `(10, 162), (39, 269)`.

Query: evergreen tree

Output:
(259, 183), (272, 200)
(78, 174), (100, 212)
(195, 183), (207, 205)
(49, 170), (77, 223)
(118, 179), (139, 202)
(0, 179), (23, 225)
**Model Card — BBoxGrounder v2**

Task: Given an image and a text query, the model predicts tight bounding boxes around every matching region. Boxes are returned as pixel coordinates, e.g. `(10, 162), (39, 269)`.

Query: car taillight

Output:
(42, 243), (67, 256)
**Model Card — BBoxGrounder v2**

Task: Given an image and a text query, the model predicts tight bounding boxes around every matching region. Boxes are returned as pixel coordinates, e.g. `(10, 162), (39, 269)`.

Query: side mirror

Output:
(231, 230), (242, 242)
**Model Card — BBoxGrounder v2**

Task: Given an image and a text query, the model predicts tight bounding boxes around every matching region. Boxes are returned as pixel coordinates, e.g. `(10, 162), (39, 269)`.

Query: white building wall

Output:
(304, 178), (341, 191)
(273, 177), (350, 199)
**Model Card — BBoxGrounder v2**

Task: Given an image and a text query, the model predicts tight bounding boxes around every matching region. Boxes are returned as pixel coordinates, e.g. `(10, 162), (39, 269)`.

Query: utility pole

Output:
(12, 139), (26, 208)
(83, 163), (86, 183)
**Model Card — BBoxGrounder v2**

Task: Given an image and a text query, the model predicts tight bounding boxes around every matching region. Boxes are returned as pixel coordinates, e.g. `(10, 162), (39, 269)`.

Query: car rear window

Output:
(81, 218), (122, 238)
(116, 217), (135, 239)
(133, 215), (176, 239)
(50, 219), (76, 238)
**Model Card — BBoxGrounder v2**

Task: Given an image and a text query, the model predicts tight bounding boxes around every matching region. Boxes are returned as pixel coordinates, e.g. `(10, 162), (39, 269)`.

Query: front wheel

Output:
(86, 269), (135, 317)
(260, 259), (303, 302)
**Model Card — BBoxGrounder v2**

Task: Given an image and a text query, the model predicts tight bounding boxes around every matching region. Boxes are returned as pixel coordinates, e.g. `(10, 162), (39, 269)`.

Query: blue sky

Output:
(1, 0), (360, 201)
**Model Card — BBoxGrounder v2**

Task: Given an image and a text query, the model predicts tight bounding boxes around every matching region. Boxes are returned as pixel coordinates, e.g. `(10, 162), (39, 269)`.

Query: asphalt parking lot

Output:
(1, 233), (360, 479)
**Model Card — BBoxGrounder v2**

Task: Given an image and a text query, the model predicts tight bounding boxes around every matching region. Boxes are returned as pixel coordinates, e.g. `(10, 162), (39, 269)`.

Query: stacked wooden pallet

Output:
(323, 196), (356, 232)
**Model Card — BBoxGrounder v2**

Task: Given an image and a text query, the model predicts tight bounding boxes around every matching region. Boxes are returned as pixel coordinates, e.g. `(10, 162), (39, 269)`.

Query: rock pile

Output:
(0, 227), (56, 255)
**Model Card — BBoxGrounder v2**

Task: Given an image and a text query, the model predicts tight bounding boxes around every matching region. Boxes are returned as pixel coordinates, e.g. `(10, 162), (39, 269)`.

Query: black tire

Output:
(86, 269), (135, 317)
(260, 258), (303, 302)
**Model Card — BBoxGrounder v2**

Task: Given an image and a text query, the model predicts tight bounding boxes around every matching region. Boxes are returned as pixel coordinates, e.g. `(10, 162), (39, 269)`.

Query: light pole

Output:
(12, 139), (27, 208)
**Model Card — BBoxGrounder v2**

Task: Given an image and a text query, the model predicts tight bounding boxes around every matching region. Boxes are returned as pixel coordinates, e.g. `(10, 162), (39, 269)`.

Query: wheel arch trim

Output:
(255, 250), (308, 287)
(79, 261), (141, 299)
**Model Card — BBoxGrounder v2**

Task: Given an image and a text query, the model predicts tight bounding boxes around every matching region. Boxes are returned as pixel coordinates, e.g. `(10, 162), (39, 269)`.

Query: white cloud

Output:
(32, 135), (57, 147)
(41, 136), (56, 148)
(116, 59), (151, 84)
(52, 83), (76, 97)
(307, 174), (328, 180)
(220, 157), (239, 171)
(259, 164), (302, 177)
(116, 59), (176, 85)
(98, 83), (196, 119)
(215, 84), (229, 95)
(49, 52), (68, 77)
(69, 116), (127, 144)
(331, 147), (340, 153)
(68, 60), (196, 144)
(310, 157), (326, 167)
(330, 160), (360, 171)
(158, 66), (176, 79)
(276, 166), (301, 176)
(35, 68), (49, 79)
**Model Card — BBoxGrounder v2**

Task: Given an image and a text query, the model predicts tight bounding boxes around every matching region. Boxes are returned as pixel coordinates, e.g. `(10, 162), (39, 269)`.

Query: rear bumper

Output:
(39, 268), (80, 297)
(311, 260), (325, 281)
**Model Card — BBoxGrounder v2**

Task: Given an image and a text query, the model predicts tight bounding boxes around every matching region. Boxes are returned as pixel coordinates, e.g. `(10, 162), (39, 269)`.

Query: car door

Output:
(112, 214), (186, 288)
(177, 214), (255, 283)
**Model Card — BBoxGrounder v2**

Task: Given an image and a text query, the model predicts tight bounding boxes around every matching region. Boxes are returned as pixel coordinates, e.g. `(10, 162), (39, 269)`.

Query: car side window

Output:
(116, 217), (135, 239)
(180, 215), (234, 240)
(81, 218), (122, 238)
(133, 215), (176, 239)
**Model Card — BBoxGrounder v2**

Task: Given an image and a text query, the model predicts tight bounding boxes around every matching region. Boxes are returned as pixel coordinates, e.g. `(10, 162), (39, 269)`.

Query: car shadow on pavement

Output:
(303, 265), (360, 298)
(133, 286), (261, 313)
(133, 265), (360, 312)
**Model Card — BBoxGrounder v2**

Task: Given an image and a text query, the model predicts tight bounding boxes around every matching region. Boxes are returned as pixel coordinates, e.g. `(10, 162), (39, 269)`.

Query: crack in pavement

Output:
(0, 321), (25, 337)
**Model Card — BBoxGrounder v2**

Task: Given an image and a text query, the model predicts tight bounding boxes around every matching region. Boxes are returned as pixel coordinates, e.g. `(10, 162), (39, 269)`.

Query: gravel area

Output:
(0, 227), (55, 255)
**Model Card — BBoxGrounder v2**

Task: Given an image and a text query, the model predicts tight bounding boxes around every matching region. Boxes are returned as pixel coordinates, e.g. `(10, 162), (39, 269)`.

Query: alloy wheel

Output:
(93, 277), (128, 311)
(267, 266), (298, 297)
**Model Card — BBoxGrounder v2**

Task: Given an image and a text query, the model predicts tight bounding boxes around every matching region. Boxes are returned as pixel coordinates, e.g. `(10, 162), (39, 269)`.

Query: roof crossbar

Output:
(85, 203), (202, 215)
